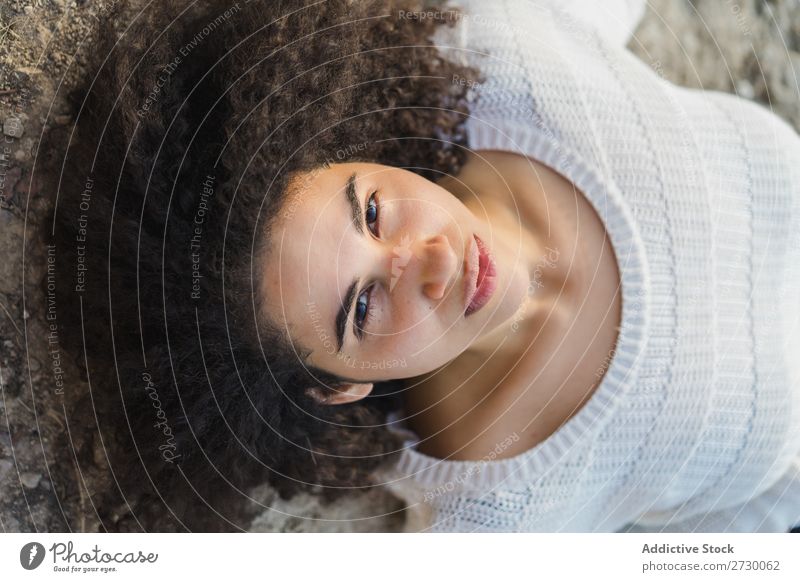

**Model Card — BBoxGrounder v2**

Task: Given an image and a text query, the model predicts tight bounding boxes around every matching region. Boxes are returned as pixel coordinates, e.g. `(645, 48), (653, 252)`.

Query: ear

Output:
(306, 382), (374, 405)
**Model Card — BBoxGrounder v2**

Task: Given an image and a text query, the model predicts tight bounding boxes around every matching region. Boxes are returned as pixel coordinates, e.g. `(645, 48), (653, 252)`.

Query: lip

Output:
(463, 234), (497, 317)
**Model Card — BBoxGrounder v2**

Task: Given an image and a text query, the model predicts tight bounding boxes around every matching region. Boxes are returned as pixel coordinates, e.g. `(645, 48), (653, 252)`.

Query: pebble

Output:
(0, 430), (11, 452)
(28, 357), (41, 373)
(0, 458), (12, 481)
(20, 471), (42, 489)
(3, 116), (24, 139)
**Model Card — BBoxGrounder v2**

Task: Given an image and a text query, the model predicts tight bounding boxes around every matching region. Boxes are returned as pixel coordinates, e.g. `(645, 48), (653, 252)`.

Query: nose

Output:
(413, 233), (458, 300)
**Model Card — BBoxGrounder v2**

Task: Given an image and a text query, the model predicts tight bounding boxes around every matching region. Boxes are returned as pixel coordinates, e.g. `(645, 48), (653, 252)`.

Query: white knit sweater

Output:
(377, 0), (800, 532)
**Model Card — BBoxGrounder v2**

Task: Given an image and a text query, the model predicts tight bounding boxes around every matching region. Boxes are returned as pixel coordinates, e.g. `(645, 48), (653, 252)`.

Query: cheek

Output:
(384, 314), (459, 356)
(386, 298), (439, 337)
(374, 315), (430, 360)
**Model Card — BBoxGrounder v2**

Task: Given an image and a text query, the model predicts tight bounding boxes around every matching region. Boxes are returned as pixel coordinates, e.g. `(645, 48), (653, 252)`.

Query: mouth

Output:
(463, 234), (497, 317)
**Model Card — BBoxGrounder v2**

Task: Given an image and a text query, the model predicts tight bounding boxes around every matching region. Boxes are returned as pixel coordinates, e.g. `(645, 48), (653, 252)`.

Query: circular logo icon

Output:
(20, 542), (46, 570)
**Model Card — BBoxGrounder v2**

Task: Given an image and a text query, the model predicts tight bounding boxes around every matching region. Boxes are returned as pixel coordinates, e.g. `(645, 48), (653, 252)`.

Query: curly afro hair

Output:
(43, 0), (482, 530)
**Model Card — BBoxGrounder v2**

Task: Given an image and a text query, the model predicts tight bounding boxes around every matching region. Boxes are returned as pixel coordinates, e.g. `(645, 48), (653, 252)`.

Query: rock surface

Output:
(1, 0), (798, 532)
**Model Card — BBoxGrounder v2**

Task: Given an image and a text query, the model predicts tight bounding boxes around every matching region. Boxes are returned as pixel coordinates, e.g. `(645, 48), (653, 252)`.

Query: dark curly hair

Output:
(43, 0), (482, 530)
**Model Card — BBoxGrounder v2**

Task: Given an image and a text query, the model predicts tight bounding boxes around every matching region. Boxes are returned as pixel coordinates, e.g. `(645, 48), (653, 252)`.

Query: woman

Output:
(45, 0), (800, 532)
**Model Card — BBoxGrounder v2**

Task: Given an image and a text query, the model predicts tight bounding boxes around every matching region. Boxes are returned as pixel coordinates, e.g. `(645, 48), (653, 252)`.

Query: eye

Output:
(365, 190), (380, 236)
(354, 191), (381, 340)
(354, 284), (376, 338)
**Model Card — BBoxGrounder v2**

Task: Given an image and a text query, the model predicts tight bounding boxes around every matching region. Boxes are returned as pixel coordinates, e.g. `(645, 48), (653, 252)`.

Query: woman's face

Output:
(262, 161), (531, 390)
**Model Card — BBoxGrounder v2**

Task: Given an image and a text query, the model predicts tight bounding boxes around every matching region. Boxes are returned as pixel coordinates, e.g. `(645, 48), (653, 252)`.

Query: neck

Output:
(458, 188), (570, 362)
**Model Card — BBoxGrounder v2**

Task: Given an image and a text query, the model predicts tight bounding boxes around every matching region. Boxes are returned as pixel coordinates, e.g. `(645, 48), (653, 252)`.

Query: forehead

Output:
(261, 164), (358, 349)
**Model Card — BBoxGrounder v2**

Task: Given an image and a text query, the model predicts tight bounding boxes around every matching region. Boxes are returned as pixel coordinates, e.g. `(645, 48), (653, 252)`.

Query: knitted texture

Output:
(377, 0), (800, 532)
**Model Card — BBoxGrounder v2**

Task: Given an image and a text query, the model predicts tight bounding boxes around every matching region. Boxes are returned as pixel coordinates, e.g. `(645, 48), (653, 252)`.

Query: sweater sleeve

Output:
(619, 455), (800, 533)
(556, 0), (648, 47)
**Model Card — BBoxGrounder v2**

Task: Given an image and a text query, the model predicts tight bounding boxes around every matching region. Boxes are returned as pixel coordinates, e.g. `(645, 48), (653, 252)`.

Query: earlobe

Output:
(306, 382), (374, 405)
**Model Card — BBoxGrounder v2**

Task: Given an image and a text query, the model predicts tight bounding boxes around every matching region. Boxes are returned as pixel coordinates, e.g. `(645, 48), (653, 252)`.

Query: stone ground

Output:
(1, 0), (799, 532)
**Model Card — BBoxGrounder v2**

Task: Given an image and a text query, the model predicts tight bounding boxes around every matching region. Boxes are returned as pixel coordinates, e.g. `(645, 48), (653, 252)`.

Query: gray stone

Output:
(0, 430), (11, 452)
(3, 515), (21, 532)
(20, 472), (42, 489)
(28, 357), (41, 373)
(0, 366), (13, 385)
(0, 459), (13, 482)
(0, 219), (24, 295)
(3, 117), (24, 139)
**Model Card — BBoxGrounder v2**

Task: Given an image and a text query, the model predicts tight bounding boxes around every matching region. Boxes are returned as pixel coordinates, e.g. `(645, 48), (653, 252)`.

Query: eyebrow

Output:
(335, 172), (364, 352)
